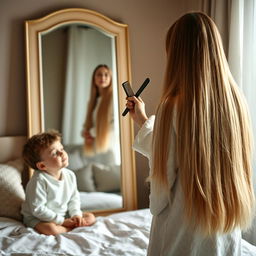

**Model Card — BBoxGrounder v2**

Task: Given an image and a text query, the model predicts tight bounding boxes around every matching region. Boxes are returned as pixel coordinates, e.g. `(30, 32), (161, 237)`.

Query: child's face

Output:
(94, 67), (111, 89)
(38, 140), (68, 172)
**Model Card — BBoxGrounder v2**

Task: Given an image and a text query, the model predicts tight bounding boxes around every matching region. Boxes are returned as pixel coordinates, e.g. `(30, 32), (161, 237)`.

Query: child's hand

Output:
(71, 215), (83, 227)
(126, 96), (148, 127)
(62, 218), (76, 228)
(83, 131), (94, 143)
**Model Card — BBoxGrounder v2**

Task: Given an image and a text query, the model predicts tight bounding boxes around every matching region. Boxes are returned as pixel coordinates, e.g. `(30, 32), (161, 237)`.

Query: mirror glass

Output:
(25, 8), (137, 215)
(41, 24), (122, 211)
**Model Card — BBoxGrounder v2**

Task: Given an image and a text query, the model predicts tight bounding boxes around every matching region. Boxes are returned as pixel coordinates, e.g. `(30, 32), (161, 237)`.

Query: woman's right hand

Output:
(126, 96), (148, 127)
(82, 130), (94, 143)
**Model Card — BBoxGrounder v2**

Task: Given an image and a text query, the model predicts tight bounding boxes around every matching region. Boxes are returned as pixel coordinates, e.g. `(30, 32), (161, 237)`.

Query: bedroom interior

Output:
(1, 0), (256, 255)
(1, 0), (198, 215)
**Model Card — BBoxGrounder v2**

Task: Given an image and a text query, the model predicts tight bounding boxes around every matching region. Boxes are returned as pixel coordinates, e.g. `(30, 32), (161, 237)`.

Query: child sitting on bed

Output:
(21, 130), (96, 235)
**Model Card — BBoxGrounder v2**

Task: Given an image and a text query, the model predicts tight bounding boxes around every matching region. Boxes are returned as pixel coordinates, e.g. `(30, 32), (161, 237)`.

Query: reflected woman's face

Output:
(94, 67), (111, 89)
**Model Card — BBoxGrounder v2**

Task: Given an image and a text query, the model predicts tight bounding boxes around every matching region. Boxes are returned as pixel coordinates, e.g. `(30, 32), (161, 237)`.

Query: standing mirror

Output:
(25, 8), (137, 215)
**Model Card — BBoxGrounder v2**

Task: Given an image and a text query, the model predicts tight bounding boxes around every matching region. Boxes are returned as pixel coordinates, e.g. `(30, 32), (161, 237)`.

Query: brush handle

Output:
(122, 78), (150, 116)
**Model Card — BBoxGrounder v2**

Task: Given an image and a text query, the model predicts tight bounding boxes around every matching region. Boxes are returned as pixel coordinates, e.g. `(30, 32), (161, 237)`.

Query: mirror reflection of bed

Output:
(65, 144), (122, 211)
(41, 25), (122, 212)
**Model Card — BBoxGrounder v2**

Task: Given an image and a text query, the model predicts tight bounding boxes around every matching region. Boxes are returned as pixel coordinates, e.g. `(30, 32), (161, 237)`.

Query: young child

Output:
(21, 130), (96, 235)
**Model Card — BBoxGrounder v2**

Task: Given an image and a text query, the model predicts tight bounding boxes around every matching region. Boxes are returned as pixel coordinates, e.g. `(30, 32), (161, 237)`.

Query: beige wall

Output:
(1, 0), (199, 208)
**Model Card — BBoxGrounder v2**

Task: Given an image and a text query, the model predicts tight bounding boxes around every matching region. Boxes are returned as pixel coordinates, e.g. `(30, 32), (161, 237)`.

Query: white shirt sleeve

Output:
(133, 115), (168, 215)
(132, 115), (155, 159)
(133, 114), (177, 216)
(67, 172), (83, 217)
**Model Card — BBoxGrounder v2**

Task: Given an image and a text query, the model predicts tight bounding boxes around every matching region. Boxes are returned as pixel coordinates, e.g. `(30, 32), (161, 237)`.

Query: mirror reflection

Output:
(41, 24), (122, 212)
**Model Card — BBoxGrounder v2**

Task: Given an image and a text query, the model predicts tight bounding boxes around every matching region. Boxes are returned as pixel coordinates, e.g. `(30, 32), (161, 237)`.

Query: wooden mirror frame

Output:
(25, 8), (137, 215)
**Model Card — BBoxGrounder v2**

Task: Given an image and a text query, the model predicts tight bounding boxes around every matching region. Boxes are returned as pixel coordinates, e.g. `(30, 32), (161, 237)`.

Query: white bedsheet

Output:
(0, 209), (152, 256)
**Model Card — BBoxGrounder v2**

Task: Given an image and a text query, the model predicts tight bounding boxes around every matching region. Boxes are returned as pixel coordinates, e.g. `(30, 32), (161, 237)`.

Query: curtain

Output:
(200, 0), (231, 54)
(201, 0), (256, 175)
(228, 0), (256, 176)
(62, 26), (90, 145)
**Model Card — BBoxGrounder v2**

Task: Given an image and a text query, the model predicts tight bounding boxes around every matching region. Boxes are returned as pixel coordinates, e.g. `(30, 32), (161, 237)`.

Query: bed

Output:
(0, 209), (151, 256)
(0, 136), (151, 256)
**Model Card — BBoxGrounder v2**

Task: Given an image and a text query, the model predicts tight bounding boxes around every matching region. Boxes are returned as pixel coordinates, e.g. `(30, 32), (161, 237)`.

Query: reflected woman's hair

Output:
(83, 64), (113, 155)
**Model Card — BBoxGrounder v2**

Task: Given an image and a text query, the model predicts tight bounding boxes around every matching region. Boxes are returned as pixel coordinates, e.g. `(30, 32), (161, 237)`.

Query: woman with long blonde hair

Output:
(127, 12), (256, 255)
(82, 64), (113, 156)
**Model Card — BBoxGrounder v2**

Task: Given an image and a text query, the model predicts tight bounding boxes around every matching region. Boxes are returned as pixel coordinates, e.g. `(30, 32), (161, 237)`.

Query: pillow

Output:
(93, 163), (121, 192)
(0, 158), (25, 221)
(79, 191), (123, 211)
(65, 145), (84, 171)
(75, 164), (96, 192)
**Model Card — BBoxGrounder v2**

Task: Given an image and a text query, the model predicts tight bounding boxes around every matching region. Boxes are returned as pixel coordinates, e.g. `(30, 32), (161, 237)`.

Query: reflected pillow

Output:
(75, 164), (96, 192)
(93, 163), (120, 192)
(80, 191), (122, 211)
(0, 158), (25, 221)
(65, 145), (84, 171)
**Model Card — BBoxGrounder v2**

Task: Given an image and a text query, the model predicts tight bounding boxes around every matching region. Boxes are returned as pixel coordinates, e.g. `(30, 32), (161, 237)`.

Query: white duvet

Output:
(0, 209), (152, 256)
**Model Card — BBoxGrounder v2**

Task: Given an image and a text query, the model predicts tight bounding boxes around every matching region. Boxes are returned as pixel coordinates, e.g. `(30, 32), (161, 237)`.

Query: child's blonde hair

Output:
(152, 12), (255, 236)
(83, 64), (113, 155)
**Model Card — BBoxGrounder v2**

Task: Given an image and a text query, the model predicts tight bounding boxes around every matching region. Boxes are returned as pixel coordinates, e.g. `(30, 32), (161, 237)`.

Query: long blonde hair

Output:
(152, 12), (255, 236)
(84, 64), (113, 155)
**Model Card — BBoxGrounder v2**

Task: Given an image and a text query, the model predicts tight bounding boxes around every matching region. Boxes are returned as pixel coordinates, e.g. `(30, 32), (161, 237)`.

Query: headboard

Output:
(0, 136), (26, 163)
